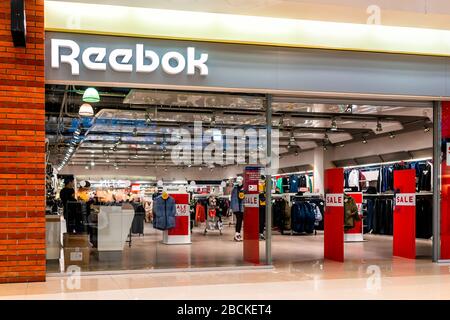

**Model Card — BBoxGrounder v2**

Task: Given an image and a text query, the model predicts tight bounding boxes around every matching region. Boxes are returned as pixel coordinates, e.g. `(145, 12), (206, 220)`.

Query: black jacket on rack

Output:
(291, 201), (316, 234)
(416, 197), (432, 239)
(272, 198), (290, 233)
(416, 162), (432, 192)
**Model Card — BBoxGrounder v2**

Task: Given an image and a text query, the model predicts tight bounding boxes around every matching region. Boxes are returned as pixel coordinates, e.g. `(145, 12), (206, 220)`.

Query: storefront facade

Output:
(1, 0), (450, 283)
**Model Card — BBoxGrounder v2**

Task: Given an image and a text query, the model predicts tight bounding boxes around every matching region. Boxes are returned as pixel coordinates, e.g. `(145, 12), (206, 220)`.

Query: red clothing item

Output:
(196, 203), (205, 222)
(208, 209), (216, 218)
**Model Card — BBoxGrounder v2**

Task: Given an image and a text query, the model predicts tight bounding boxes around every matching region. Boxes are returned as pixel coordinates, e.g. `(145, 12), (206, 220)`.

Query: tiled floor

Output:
(47, 222), (433, 273)
(3, 258), (450, 299)
(3, 224), (448, 299)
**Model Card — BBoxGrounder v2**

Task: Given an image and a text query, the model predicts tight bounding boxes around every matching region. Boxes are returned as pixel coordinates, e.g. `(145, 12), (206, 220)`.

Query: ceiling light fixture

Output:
(339, 143), (345, 148)
(389, 132), (396, 139)
(424, 125), (430, 133)
(330, 117), (338, 131)
(82, 87), (100, 103)
(79, 103), (94, 117)
(376, 119), (383, 132)
(362, 137), (368, 144)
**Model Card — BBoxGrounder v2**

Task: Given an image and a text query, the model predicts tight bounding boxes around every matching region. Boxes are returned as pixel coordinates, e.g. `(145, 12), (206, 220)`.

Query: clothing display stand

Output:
(163, 192), (191, 245)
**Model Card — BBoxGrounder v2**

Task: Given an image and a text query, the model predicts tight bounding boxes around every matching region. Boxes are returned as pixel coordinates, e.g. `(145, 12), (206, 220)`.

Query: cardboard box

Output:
(63, 233), (89, 248)
(64, 247), (90, 270)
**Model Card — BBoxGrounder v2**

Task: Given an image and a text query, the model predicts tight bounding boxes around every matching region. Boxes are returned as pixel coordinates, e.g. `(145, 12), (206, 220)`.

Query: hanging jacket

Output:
(195, 202), (206, 222)
(153, 195), (176, 230)
(344, 194), (360, 230)
(289, 175), (300, 193)
(311, 203), (322, 226)
(231, 185), (244, 213)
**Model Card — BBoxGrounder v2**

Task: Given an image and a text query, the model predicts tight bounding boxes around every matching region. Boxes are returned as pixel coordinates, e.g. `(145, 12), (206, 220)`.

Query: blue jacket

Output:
(231, 186), (244, 213)
(153, 196), (176, 230)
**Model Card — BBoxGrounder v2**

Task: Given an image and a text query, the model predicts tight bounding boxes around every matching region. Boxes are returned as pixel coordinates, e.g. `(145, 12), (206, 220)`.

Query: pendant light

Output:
(79, 103), (94, 117)
(82, 87), (100, 103)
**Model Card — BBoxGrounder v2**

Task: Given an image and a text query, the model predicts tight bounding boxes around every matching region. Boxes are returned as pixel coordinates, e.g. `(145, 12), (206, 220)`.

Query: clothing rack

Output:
(363, 192), (433, 197)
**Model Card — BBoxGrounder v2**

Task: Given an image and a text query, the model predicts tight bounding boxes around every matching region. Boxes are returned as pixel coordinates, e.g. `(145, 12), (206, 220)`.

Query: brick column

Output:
(0, 0), (46, 283)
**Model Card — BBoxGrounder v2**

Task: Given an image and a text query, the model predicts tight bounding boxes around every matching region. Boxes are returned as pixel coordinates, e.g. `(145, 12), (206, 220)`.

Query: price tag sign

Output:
(176, 204), (190, 216)
(326, 194), (344, 207)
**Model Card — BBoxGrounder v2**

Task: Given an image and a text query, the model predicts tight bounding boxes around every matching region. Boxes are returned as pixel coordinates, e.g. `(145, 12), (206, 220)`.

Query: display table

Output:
(45, 215), (62, 260)
(97, 206), (134, 252)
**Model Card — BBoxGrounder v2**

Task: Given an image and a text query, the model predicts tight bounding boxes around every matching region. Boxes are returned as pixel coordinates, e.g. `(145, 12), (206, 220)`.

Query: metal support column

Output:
(265, 94), (273, 265)
(433, 101), (441, 262)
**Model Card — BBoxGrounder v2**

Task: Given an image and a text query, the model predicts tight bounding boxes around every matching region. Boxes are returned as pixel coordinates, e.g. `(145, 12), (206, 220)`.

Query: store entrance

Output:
(44, 85), (435, 274)
(268, 100), (434, 267)
(45, 85), (271, 273)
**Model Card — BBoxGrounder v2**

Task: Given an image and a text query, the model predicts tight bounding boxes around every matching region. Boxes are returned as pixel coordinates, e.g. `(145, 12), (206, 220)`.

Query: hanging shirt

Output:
(348, 169), (360, 189)
(276, 178), (283, 194)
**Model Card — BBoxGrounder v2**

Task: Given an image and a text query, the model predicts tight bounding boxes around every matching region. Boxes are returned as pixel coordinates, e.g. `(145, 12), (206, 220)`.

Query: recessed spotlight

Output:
(339, 143), (345, 148)
(424, 125), (430, 133)
(389, 132), (395, 139)
(362, 137), (368, 144)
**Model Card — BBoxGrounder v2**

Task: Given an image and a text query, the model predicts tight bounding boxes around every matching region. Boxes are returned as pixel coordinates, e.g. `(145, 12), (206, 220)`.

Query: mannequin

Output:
(231, 176), (244, 241)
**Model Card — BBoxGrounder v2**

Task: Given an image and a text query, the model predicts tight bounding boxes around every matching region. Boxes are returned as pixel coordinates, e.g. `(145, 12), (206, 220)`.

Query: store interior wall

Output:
(329, 128), (433, 162)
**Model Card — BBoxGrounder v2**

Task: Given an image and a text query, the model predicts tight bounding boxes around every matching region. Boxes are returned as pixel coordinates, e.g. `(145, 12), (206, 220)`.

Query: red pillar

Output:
(393, 169), (416, 259)
(243, 166), (260, 264)
(441, 102), (450, 259)
(324, 168), (344, 262)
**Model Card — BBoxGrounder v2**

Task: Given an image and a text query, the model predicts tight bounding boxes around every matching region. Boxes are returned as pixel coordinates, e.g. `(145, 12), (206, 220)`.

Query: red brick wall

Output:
(0, 0), (46, 283)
